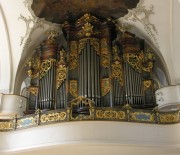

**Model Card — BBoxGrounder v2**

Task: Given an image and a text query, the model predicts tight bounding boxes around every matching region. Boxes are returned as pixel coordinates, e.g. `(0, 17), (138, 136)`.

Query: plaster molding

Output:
(19, 0), (61, 50)
(19, 0), (44, 47)
(120, 0), (158, 47)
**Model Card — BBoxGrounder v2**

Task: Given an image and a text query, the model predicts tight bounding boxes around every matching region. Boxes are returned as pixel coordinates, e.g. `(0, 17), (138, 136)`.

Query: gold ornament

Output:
(70, 41), (78, 70)
(101, 78), (110, 96)
(69, 80), (78, 98)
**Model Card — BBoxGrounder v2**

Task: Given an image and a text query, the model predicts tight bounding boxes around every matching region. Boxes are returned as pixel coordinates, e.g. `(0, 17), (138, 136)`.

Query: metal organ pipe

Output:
(91, 45), (95, 100)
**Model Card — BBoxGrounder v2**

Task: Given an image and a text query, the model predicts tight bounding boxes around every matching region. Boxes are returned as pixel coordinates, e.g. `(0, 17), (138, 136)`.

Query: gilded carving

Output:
(79, 38), (100, 55)
(41, 112), (67, 123)
(69, 80), (78, 98)
(142, 49), (155, 72)
(57, 49), (67, 89)
(123, 53), (143, 72)
(100, 38), (109, 68)
(159, 113), (179, 123)
(77, 14), (100, 37)
(17, 117), (36, 128)
(0, 121), (13, 130)
(26, 57), (40, 79)
(112, 46), (123, 86)
(69, 96), (95, 121)
(143, 80), (152, 90)
(78, 22), (94, 37)
(76, 13), (99, 24)
(96, 109), (126, 120)
(70, 41), (78, 70)
(27, 86), (38, 96)
(79, 38), (87, 53)
(130, 111), (155, 122)
(90, 38), (100, 55)
(101, 78), (110, 96)
(39, 59), (56, 79)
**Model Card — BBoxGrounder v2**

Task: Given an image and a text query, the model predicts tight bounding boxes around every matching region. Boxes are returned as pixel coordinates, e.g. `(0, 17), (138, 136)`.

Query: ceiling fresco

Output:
(31, 0), (140, 23)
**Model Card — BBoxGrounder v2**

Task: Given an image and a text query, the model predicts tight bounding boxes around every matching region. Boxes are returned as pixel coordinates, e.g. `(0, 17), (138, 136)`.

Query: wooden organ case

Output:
(25, 14), (156, 114)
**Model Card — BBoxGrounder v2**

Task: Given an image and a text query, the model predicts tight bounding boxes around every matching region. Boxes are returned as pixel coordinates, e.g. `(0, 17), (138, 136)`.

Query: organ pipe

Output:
(25, 13), (156, 114)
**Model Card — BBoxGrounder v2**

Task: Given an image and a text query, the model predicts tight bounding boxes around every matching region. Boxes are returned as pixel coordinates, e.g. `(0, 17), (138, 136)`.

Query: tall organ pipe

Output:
(38, 39), (57, 110)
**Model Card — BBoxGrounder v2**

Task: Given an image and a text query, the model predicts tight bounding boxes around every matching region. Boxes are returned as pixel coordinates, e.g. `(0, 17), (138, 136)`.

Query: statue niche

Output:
(25, 14), (156, 114)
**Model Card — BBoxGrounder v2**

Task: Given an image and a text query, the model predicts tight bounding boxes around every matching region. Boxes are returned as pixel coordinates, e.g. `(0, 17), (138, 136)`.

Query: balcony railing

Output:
(0, 97), (179, 132)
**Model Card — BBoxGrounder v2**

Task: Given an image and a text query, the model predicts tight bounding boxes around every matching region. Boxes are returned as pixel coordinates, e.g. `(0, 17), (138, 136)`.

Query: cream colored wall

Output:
(0, 122), (180, 155)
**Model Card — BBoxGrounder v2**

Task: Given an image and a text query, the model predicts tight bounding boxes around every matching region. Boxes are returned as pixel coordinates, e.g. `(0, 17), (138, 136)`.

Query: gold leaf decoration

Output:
(96, 109), (125, 120)
(70, 41), (78, 70)
(69, 80), (78, 98)
(100, 38), (109, 68)
(39, 59), (56, 79)
(101, 78), (110, 96)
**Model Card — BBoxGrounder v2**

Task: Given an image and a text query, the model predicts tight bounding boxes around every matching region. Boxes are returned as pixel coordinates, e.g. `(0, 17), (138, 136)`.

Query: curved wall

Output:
(0, 121), (180, 154)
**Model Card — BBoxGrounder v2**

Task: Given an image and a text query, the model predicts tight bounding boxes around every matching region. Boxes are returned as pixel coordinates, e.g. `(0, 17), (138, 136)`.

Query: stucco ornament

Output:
(19, 0), (44, 47)
(120, 0), (158, 47)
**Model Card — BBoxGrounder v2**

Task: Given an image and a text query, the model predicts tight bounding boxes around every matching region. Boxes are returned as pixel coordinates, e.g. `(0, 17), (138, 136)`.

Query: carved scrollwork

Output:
(26, 57), (40, 79)
(76, 13), (99, 24)
(100, 38), (109, 68)
(0, 121), (13, 130)
(78, 22), (94, 37)
(143, 80), (152, 90)
(79, 38), (100, 55)
(90, 38), (100, 55)
(159, 113), (179, 123)
(27, 86), (39, 96)
(69, 96), (95, 121)
(123, 53), (144, 72)
(112, 46), (123, 86)
(56, 49), (67, 89)
(69, 80), (78, 98)
(77, 14), (101, 37)
(39, 59), (56, 79)
(101, 78), (110, 96)
(96, 109), (126, 120)
(70, 41), (78, 70)
(142, 48), (155, 72)
(40, 112), (67, 123)
(79, 38), (87, 53)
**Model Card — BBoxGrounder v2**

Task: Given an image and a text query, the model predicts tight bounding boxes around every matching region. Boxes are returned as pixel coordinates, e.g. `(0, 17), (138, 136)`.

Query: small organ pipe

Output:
(91, 46), (95, 100)
(87, 41), (91, 98)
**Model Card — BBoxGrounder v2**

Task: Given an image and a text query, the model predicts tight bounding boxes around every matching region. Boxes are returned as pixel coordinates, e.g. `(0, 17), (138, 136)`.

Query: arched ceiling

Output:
(31, 0), (140, 23)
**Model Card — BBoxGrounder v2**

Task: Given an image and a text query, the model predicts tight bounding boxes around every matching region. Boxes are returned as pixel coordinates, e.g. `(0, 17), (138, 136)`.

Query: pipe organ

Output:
(25, 14), (156, 114)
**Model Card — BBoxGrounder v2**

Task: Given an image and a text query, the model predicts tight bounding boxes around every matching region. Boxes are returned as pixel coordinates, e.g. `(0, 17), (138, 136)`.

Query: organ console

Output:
(25, 13), (156, 114)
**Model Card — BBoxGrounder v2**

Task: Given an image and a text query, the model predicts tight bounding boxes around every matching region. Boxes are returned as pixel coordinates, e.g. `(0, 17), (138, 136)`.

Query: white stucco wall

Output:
(0, 121), (180, 155)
